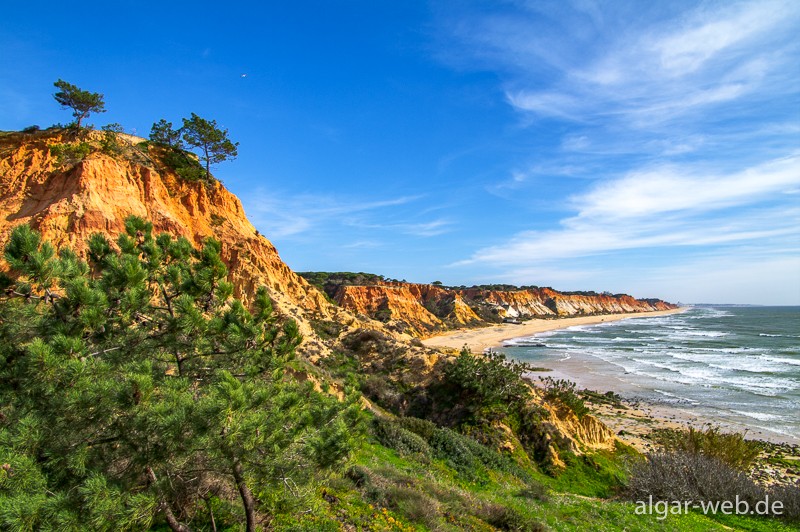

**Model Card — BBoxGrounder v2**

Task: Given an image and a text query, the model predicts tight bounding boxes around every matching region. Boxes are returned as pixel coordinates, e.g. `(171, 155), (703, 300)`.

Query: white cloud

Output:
(574, 154), (800, 220)
(487, 1), (800, 128)
(242, 190), (450, 241)
(459, 154), (800, 266)
(650, 1), (787, 77)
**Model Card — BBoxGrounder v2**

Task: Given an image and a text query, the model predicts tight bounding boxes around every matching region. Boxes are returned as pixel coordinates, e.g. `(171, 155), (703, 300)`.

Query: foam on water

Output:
(502, 306), (800, 442)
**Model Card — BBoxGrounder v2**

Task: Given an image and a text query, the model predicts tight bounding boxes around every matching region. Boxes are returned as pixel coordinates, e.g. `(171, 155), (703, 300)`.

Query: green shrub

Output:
(99, 123), (124, 155)
(371, 417), (432, 460)
(443, 349), (535, 422)
(311, 320), (344, 341)
(539, 376), (589, 418)
(157, 146), (207, 182)
(360, 375), (404, 412)
(385, 485), (440, 527)
(477, 502), (546, 531)
(515, 483), (549, 502)
(396, 416), (437, 441)
(49, 142), (92, 165)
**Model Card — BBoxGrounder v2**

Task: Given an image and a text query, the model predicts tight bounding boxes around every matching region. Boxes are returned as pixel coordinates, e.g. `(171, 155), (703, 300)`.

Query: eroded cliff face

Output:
(333, 282), (482, 336)
(321, 278), (675, 337)
(0, 130), (337, 349)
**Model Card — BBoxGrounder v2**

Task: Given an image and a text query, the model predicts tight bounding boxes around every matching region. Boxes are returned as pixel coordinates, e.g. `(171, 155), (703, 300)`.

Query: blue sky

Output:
(2, 1), (799, 304)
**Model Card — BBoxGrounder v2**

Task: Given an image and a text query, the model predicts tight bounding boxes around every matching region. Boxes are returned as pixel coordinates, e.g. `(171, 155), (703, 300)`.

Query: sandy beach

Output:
(422, 307), (688, 353)
(423, 307), (800, 483)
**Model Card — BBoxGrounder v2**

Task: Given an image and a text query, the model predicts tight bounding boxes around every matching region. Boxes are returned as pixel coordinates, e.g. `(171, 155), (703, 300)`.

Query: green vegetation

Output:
(52, 79), (106, 128)
(147, 115), (238, 183)
(539, 377), (590, 419)
(0, 219), (360, 530)
(0, 219), (792, 529)
(181, 113), (239, 181)
(0, 116), (787, 528)
(99, 123), (124, 155)
(49, 81), (237, 184)
(443, 349), (537, 424)
(650, 426), (761, 471)
(299, 271), (387, 291)
(149, 119), (183, 148)
(49, 140), (92, 165)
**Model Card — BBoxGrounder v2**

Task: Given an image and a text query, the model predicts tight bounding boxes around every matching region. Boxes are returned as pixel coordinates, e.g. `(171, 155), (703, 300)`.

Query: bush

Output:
(651, 426), (761, 471)
(539, 376), (589, 418)
(477, 502), (546, 531)
(360, 375), (404, 412)
(429, 427), (534, 483)
(385, 485), (440, 527)
(515, 483), (549, 502)
(626, 451), (774, 514)
(100, 123), (124, 155)
(396, 416), (437, 441)
(49, 141), (92, 165)
(443, 349), (535, 422)
(770, 483), (800, 522)
(157, 146), (207, 182)
(371, 417), (432, 460)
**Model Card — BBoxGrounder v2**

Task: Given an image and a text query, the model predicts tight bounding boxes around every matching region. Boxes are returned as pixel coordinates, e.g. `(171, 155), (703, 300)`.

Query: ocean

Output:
(500, 306), (800, 444)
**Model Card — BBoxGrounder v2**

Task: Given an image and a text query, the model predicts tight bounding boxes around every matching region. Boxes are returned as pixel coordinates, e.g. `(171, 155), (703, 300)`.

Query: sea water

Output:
(500, 306), (800, 443)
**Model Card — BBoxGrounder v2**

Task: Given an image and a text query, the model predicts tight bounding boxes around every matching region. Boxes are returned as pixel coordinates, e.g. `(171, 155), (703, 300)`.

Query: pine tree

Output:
(181, 113), (239, 181)
(52, 79), (106, 128)
(0, 218), (361, 530)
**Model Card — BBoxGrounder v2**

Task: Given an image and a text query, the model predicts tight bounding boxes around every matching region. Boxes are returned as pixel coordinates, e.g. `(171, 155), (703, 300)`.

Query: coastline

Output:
(421, 307), (689, 353)
(423, 306), (800, 481)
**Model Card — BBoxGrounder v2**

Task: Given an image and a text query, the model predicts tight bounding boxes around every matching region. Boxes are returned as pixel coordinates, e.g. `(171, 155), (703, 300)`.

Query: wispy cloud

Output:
(458, 154), (800, 266)
(500, 1), (799, 129)
(242, 190), (448, 241)
(347, 218), (453, 237)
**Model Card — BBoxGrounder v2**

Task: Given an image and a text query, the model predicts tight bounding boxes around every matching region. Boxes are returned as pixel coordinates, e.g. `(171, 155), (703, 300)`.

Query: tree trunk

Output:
(231, 459), (257, 532)
(146, 466), (191, 532)
(204, 146), (211, 181)
(161, 503), (192, 532)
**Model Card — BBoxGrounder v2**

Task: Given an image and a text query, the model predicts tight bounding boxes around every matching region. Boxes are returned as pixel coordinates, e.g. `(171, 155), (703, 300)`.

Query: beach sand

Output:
(423, 308), (799, 485)
(421, 308), (688, 354)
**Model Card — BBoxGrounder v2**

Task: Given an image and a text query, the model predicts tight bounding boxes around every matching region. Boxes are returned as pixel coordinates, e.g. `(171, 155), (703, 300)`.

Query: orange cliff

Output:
(0, 129), (339, 345)
(312, 277), (676, 337)
(333, 282), (482, 337)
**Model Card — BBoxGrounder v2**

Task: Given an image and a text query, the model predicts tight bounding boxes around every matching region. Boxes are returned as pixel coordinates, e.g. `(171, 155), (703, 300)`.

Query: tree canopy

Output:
(149, 119), (183, 148)
(52, 79), (106, 128)
(181, 113), (239, 181)
(0, 218), (360, 530)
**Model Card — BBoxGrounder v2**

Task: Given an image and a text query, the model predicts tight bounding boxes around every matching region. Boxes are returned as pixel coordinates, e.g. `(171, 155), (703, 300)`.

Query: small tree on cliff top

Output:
(52, 79), (106, 128)
(182, 113), (239, 181)
(149, 118), (184, 149)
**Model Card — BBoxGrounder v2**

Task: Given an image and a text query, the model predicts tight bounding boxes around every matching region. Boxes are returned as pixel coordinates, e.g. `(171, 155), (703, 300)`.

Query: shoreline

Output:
(423, 305), (799, 450)
(421, 307), (689, 353)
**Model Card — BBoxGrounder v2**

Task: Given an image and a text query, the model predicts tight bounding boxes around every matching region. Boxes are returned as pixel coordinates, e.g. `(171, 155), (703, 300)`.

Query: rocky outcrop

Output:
(332, 282), (482, 336)
(0, 129), (338, 351)
(310, 275), (676, 337)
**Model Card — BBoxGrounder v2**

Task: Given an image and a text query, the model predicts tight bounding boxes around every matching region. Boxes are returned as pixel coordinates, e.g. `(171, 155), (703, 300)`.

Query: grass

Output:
(270, 416), (796, 531)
